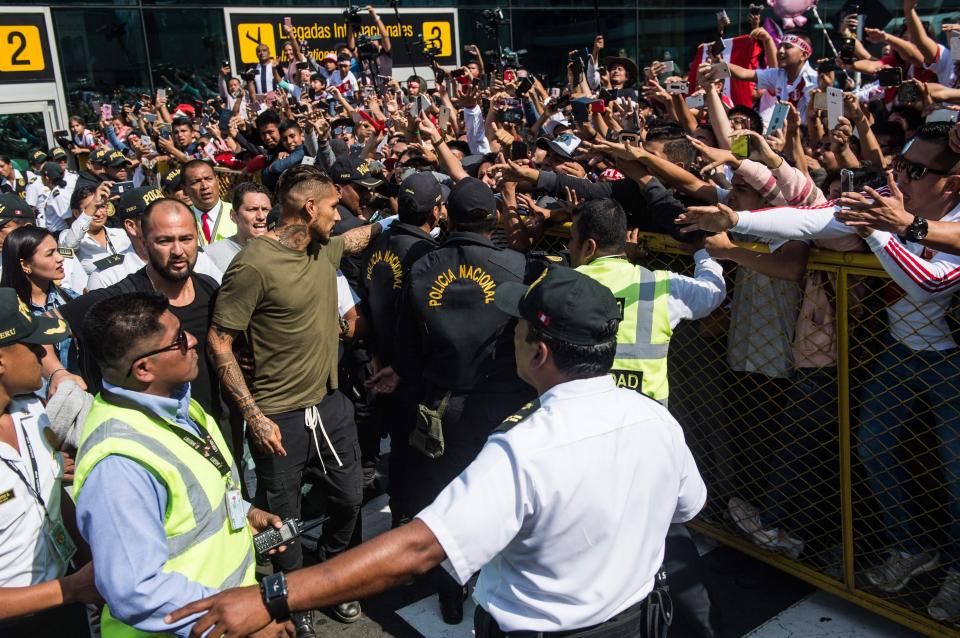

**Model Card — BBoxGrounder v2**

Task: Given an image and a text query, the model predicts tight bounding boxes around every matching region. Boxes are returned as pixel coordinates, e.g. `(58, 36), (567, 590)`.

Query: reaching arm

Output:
(341, 221), (384, 255)
(371, 7), (391, 53)
(727, 62), (758, 82)
(904, 0), (939, 65)
(704, 233), (810, 282)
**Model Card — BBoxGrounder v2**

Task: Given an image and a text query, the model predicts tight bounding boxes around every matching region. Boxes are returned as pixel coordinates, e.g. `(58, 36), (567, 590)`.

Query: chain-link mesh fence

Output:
(538, 225), (960, 637)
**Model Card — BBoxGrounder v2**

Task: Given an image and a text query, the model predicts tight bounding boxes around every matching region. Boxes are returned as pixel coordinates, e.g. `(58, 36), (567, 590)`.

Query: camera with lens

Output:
(343, 5), (363, 26)
(481, 8), (505, 24)
(356, 33), (383, 57)
(240, 68), (257, 82)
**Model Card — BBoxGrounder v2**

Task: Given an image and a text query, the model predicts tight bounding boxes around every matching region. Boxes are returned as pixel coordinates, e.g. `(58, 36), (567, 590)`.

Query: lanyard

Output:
(195, 205), (223, 245)
(1, 417), (49, 516)
(104, 230), (117, 255)
(171, 422), (231, 479)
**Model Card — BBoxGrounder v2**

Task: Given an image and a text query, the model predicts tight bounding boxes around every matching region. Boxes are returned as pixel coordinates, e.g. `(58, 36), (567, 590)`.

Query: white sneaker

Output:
(929, 568), (960, 625)
(863, 549), (940, 593)
(727, 497), (804, 560)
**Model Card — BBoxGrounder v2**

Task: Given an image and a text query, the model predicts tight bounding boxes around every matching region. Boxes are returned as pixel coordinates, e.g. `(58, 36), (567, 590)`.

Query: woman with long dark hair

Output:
(0, 226), (79, 372)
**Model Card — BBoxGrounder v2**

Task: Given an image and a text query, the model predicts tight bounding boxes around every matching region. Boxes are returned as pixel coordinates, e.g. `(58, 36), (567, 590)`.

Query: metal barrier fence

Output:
(214, 167), (258, 201)
(539, 226), (960, 637)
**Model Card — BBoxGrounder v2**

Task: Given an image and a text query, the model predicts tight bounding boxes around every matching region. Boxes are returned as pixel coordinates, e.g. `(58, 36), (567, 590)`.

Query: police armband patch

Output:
(492, 400), (540, 435)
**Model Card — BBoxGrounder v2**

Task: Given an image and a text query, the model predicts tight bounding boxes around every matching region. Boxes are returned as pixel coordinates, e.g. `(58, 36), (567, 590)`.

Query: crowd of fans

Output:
(3, 0), (960, 636)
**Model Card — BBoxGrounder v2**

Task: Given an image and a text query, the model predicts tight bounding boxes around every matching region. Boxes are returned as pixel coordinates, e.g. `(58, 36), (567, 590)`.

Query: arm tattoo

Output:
(208, 323), (269, 437)
(342, 222), (382, 255)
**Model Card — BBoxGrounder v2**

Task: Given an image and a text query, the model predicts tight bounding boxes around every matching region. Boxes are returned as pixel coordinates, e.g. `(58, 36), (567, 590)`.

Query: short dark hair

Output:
(69, 183), (99, 213)
(231, 181), (271, 212)
(279, 120), (302, 136)
(172, 117), (193, 130)
(0, 155), (12, 165)
(182, 159), (215, 181)
(82, 292), (169, 377)
(662, 138), (697, 168)
(889, 106), (922, 132)
(255, 109), (281, 130)
(0, 226), (54, 304)
(645, 123), (685, 143)
(574, 199), (627, 253)
(871, 121), (906, 149)
(526, 319), (618, 380)
(915, 122), (960, 173)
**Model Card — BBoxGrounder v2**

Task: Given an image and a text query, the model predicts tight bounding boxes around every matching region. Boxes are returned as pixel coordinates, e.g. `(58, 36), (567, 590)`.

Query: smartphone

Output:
(516, 76), (534, 95)
(765, 102), (789, 135)
(554, 94), (571, 111)
(53, 129), (69, 138)
(503, 69), (517, 83)
(813, 91), (827, 111)
(685, 94), (705, 109)
(897, 82), (920, 103)
(550, 87), (560, 99)
(617, 130), (641, 144)
(101, 104), (112, 120)
(438, 105), (452, 131)
(660, 60), (675, 75)
(840, 168), (853, 198)
(497, 97), (521, 109)
(951, 32), (960, 62)
(571, 99), (591, 123)
(511, 140), (529, 161)
(296, 61), (310, 71)
(589, 99), (605, 114)
(716, 10), (729, 22)
(709, 62), (730, 80)
(730, 135), (750, 159)
(826, 87), (843, 129)
(143, 112), (158, 123)
(839, 37), (857, 63)
(157, 88), (167, 101)
(877, 66), (902, 88)
(408, 100), (421, 118)
(109, 180), (135, 197)
(927, 109), (959, 124)
(666, 80), (689, 95)
(158, 124), (172, 139)
(710, 39), (725, 57)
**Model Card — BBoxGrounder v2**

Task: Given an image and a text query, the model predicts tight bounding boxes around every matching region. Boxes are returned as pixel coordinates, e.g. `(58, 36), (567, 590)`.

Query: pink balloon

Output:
(767, 0), (818, 29)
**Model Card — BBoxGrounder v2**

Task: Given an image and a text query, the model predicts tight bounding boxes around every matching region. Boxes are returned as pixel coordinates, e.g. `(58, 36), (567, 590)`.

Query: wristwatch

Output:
(903, 215), (929, 243)
(260, 572), (291, 621)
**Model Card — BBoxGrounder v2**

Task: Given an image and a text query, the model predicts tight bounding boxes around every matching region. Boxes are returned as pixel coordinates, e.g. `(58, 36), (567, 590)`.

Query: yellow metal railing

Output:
(540, 226), (960, 638)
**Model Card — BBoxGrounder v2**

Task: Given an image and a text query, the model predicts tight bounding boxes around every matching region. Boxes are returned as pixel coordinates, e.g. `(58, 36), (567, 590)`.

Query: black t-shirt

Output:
(59, 268), (222, 420)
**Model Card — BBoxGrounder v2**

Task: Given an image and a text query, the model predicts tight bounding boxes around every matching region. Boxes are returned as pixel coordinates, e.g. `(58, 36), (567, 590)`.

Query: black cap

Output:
(50, 147), (68, 161)
(398, 172), (442, 213)
(106, 150), (132, 168)
(117, 186), (163, 220)
(330, 156), (384, 188)
(89, 147), (111, 165)
(446, 177), (496, 224)
(40, 162), (64, 182)
(29, 149), (48, 165)
(161, 168), (182, 191)
(494, 265), (620, 346)
(0, 289), (69, 347)
(0, 193), (37, 224)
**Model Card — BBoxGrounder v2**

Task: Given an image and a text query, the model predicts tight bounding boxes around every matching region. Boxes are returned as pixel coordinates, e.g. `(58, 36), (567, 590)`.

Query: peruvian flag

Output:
(687, 34), (762, 108)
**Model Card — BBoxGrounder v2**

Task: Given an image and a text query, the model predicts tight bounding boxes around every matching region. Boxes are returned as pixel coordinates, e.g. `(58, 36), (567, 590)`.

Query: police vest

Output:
(577, 257), (672, 401)
(73, 392), (255, 638)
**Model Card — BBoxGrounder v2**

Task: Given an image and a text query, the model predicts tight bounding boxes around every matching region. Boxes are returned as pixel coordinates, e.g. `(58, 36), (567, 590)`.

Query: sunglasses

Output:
(126, 328), (190, 377)
(893, 155), (949, 181)
(334, 126), (354, 135)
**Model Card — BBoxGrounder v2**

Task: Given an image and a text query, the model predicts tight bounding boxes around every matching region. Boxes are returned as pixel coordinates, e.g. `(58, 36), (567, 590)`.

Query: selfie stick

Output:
(593, 0), (601, 36)
(809, 6), (840, 59)
(388, 0), (421, 84)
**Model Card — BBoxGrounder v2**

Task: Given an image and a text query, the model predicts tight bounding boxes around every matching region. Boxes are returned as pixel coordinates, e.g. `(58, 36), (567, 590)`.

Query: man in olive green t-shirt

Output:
(208, 164), (388, 631)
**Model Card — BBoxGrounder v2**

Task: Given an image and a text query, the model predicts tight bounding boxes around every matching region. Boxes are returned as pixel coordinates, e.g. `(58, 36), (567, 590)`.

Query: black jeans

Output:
(252, 390), (363, 572)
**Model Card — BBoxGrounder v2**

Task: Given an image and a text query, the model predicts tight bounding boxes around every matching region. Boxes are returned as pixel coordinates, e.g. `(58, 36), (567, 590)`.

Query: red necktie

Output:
(201, 212), (212, 243)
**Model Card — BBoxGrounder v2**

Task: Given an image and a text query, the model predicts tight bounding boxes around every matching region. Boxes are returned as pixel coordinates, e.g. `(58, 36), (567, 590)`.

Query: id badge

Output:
(46, 518), (77, 565)
(225, 488), (247, 532)
(93, 253), (124, 271)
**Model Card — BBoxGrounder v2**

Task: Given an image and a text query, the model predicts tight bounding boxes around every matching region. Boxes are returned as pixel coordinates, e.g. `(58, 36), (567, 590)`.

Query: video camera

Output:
(356, 33), (383, 57)
(477, 7), (506, 35)
(240, 68), (257, 82)
(343, 5), (363, 26)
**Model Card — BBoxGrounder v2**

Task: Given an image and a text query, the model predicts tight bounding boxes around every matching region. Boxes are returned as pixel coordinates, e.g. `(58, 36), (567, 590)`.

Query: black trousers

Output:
(474, 595), (664, 638)
(252, 390), (363, 572)
(0, 603), (90, 638)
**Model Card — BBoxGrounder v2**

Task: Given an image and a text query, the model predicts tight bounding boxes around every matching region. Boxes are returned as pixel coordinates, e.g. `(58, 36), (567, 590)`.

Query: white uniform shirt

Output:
(86, 245), (223, 290)
(0, 396), (69, 587)
(417, 375), (707, 632)
(58, 214), (132, 274)
(43, 180), (77, 234)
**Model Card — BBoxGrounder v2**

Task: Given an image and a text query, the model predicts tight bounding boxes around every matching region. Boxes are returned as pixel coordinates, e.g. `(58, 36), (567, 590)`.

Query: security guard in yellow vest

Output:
(570, 199), (726, 405)
(181, 160), (236, 247)
(72, 292), (291, 638)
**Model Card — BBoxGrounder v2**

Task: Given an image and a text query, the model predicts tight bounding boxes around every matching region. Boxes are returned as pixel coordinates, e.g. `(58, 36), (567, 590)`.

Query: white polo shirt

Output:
(417, 375), (707, 633)
(0, 396), (69, 587)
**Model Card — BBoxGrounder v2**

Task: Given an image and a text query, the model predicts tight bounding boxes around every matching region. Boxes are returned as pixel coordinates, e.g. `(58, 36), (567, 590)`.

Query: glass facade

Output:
(19, 0), (960, 118)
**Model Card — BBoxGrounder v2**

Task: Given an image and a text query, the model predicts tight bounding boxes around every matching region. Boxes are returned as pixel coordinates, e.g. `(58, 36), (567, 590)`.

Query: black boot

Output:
(332, 601), (362, 623)
(438, 586), (468, 625)
(292, 610), (317, 638)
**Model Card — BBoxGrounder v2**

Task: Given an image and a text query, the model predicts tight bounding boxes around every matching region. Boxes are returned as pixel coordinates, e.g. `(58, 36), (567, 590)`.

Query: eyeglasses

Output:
(893, 155), (949, 181)
(126, 328), (190, 377)
(333, 126), (354, 135)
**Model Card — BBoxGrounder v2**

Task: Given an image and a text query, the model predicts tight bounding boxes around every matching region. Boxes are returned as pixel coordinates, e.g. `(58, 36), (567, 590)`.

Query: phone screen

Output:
(730, 135), (749, 158)
(840, 168), (853, 195)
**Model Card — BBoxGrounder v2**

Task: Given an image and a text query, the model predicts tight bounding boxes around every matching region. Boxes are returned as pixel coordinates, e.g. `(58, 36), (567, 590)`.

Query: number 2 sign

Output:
(0, 13), (55, 82)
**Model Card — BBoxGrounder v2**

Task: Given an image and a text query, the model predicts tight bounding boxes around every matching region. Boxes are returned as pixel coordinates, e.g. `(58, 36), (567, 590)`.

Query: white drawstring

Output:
(305, 405), (343, 474)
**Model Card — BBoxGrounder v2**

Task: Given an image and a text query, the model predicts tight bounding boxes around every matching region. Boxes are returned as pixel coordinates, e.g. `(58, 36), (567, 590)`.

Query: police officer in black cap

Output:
(363, 172), (443, 525)
(393, 176), (536, 624)
(75, 148), (109, 191)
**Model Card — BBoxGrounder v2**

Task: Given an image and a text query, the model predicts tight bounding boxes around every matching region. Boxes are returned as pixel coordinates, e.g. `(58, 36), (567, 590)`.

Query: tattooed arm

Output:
(207, 322), (287, 456)
(341, 221), (384, 255)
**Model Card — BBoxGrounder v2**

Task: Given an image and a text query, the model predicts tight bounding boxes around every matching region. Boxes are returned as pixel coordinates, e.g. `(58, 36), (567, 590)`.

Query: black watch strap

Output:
(261, 572), (291, 622)
(904, 216), (929, 243)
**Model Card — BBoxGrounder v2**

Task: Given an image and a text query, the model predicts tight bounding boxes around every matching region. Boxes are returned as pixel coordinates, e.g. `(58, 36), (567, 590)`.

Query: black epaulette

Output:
(57, 247), (74, 258)
(492, 400), (541, 436)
